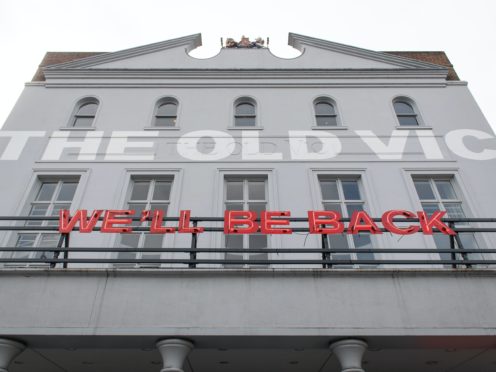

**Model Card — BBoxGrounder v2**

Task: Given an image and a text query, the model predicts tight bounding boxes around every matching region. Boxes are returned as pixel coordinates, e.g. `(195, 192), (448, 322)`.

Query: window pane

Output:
(73, 117), (95, 128)
(320, 181), (339, 200)
(421, 203), (441, 214)
(353, 234), (374, 261)
(225, 202), (244, 211)
(38, 234), (59, 248)
(323, 203), (342, 213)
(128, 203), (147, 226)
(248, 202), (266, 215)
(77, 102), (98, 116)
(36, 183), (56, 201)
(394, 101), (415, 114)
(225, 235), (243, 249)
(119, 233), (140, 248)
(443, 203), (465, 219)
(346, 203), (364, 216)
(342, 181), (361, 200)
(26, 204), (48, 226)
(143, 234), (164, 248)
(235, 103), (255, 116)
(154, 117), (176, 127)
(397, 116), (418, 126)
(57, 182), (77, 201)
(156, 103), (177, 116)
(328, 234), (349, 249)
(316, 116), (337, 127)
(47, 203), (71, 226)
(315, 102), (335, 116)
(226, 181), (243, 200)
(248, 181), (265, 200)
(130, 181), (150, 200)
(414, 180), (435, 200)
(435, 180), (457, 200)
(153, 181), (172, 200)
(249, 234), (267, 249)
(234, 117), (256, 127)
(15, 234), (36, 248)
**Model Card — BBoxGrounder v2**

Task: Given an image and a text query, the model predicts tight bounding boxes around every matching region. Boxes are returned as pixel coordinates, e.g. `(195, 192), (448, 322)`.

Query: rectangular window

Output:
(14, 178), (79, 262)
(224, 176), (268, 266)
(117, 177), (174, 267)
(318, 176), (374, 267)
(413, 177), (479, 259)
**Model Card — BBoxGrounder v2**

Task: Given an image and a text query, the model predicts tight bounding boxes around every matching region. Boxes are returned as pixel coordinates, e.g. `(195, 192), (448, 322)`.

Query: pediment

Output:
(44, 33), (447, 72)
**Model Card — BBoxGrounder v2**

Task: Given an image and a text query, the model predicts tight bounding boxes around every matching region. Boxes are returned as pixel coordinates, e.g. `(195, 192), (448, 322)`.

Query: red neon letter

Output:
(224, 210), (259, 234)
(417, 211), (456, 235)
(382, 210), (419, 235)
(178, 210), (204, 233)
(101, 210), (134, 233)
(59, 209), (102, 233)
(347, 210), (382, 234)
(150, 210), (176, 234)
(261, 211), (292, 234)
(308, 211), (344, 234)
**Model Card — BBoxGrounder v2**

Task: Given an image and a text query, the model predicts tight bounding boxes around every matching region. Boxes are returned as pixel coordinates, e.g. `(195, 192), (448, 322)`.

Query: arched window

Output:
(71, 98), (99, 128)
(154, 98), (178, 127)
(393, 99), (419, 126)
(234, 99), (256, 127)
(314, 99), (338, 126)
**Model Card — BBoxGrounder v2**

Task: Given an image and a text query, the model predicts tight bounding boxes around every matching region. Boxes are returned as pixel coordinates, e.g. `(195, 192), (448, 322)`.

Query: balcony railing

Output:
(0, 215), (495, 269)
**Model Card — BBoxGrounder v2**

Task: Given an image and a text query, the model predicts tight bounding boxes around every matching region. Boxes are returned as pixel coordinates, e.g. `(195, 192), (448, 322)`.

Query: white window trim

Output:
(391, 95), (427, 128)
(146, 96), (181, 130)
(109, 168), (183, 267)
(229, 96), (263, 130)
(213, 168), (280, 267)
(311, 95), (345, 129)
(1, 169), (89, 260)
(62, 96), (101, 130)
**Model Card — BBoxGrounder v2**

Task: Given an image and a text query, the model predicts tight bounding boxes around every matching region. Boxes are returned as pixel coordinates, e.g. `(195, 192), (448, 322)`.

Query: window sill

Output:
(144, 126), (180, 131)
(227, 127), (263, 130)
(311, 126), (348, 130)
(395, 126), (433, 130)
(59, 127), (96, 131)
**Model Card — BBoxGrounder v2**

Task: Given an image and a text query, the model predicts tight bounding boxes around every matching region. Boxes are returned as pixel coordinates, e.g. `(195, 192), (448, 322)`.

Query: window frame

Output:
(392, 96), (427, 128)
(149, 97), (180, 130)
(312, 95), (348, 130)
(64, 97), (100, 130)
(230, 96), (261, 130)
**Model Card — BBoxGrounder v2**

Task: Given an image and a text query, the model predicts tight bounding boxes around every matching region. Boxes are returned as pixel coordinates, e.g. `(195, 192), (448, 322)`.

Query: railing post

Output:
(449, 222), (456, 269)
(454, 233), (472, 269)
(321, 234), (330, 269)
(63, 233), (70, 269)
(189, 221), (198, 268)
(50, 233), (66, 268)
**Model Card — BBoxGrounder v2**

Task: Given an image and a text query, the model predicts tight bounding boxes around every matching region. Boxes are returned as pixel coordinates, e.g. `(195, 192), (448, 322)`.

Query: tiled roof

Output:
(32, 52), (105, 81)
(383, 51), (459, 80)
(31, 50), (460, 81)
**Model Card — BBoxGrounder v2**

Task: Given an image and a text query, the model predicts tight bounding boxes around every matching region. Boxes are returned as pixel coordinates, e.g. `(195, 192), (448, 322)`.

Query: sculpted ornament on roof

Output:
(225, 36), (265, 48)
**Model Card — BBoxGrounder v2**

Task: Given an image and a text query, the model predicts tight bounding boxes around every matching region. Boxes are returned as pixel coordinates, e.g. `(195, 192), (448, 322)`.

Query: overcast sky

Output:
(1, 0), (495, 130)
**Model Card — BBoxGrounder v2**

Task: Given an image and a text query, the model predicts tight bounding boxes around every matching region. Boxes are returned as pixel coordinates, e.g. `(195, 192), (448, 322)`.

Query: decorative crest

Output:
(225, 36), (266, 49)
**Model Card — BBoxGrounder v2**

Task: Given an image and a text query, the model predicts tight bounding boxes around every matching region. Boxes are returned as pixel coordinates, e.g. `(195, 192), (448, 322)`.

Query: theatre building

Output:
(1, 33), (496, 372)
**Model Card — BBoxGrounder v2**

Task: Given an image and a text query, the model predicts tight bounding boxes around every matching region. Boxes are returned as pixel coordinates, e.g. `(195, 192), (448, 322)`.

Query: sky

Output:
(1, 0), (495, 130)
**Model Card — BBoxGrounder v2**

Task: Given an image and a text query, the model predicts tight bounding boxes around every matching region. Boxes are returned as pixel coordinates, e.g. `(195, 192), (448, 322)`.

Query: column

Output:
(0, 339), (25, 372)
(156, 339), (194, 372)
(330, 339), (367, 372)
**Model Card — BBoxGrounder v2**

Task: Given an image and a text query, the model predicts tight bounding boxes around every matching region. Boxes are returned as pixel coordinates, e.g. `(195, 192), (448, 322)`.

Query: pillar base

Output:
(330, 339), (367, 372)
(156, 339), (194, 372)
(0, 339), (25, 372)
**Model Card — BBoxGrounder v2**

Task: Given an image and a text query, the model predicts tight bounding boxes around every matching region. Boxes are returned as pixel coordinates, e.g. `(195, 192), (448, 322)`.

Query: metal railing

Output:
(0, 215), (496, 269)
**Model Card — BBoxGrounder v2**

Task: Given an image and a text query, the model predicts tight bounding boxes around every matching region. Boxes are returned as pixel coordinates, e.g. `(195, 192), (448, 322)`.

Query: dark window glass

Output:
(315, 101), (338, 126)
(234, 102), (256, 127)
(394, 101), (419, 126)
(154, 101), (177, 127)
(73, 101), (98, 127)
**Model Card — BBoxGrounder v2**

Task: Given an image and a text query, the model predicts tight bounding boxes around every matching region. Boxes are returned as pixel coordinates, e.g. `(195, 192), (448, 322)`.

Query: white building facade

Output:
(1, 33), (496, 372)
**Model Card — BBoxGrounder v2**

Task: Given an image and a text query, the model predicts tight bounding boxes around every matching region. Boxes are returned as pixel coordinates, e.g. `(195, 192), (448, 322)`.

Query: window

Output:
(413, 177), (479, 259)
(224, 176), (267, 265)
(318, 176), (374, 267)
(234, 98), (257, 127)
(314, 99), (338, 126)
(154, 98), (178, 127)
(393, 99), (419, 126)
(14, 178), (79, 262)
(117, 177), (174, 267)
(71, 98), (99, 128)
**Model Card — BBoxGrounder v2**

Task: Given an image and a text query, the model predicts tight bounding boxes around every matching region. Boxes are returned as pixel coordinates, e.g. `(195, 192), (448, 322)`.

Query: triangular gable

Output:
(43, 33), (448, 73)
